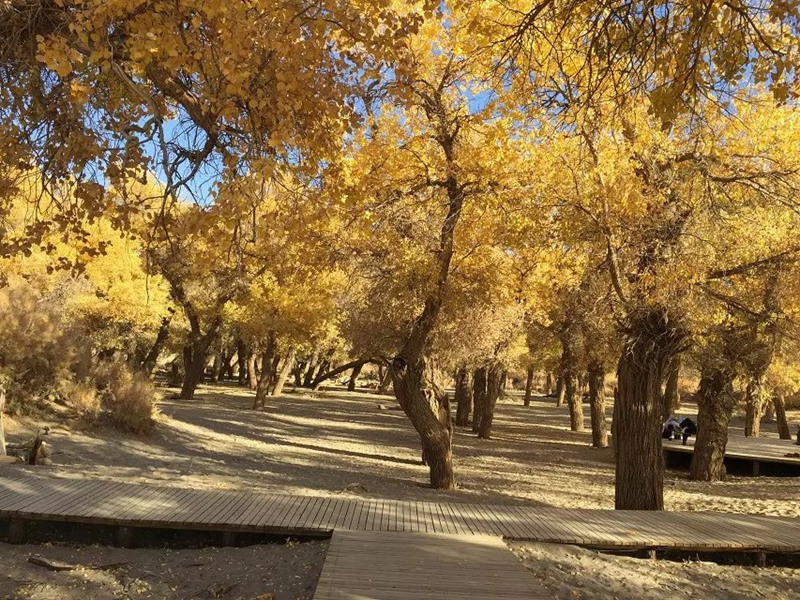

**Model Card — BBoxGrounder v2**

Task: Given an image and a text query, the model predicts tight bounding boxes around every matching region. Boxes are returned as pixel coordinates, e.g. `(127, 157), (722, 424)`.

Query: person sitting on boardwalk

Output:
(662, 416), (682, 441)
(679, 417), (697, 446)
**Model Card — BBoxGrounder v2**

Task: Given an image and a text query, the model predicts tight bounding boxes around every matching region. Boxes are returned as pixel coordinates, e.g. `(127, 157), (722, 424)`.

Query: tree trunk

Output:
(588, 360), (608, 448)
(556, 375), (565, 407)
(774, 394), (791, 440)
(347, 364), (363, 391)
(141, 315), (171, 376)
(565, 373), (585, 432)
(545, 372), (554, 396)
(614, 308), (685, 510)
(764, 398), (775, 422)
(392, 356), (454, 489)
(237, 340), (248, 385)
(247, 352), (259, 390)
(523, 366), (534, 406)
(472, 367), (487, 433)
(210, 349), (223, 383)
(302, 349), (320, 387)
(454, 367), (472, 427)
(271, 347), (296, 397)
(690, 365), (737, 481)
(478, 364), (504, 439)
(311, 359), (369, 389)
(378, 367), (392, 393)
(253, 333), (277, 410)
(744, 376), (766, 437)
(179, 333), (213, 401)
(0, 387), (6, 456)
(661, 356), (681, 420)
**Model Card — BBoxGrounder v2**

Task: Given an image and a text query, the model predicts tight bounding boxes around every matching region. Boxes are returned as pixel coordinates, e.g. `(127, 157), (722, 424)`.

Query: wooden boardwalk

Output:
(1, 470), (799, 552)
(313, 531), (547, 600)
(664, 435), (800, 475)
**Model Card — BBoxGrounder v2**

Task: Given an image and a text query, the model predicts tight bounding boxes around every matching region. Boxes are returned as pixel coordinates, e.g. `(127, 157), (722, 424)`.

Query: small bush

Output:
(60, 380), (101, 421)
(96, 362), (159, 434)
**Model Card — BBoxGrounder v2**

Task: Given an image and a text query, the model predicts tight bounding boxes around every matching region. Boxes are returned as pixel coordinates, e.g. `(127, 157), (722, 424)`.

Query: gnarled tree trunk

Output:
(253, 332), (277, 410)
(478, 364), (504, 439)
(588, 359), (608, 448)
(523, 366), (534, 406)
(690, 363), (737, 481)
(615, 308), (685, 510)
(472, 367), (487, 433)
(454, 366), (472, 427)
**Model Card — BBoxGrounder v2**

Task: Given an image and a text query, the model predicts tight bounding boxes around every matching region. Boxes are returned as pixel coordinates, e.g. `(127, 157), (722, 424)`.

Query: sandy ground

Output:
(511, 542), (800, 600)
(4, 382), (798, 517)
(0, 539), (327, 600)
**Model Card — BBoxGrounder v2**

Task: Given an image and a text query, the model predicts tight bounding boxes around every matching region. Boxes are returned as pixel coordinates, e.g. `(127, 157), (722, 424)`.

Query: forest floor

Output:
(4, 382), (799, 516)
(2, 382), (800, 600)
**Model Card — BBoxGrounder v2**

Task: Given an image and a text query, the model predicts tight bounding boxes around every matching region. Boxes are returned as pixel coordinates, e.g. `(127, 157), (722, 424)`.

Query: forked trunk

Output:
(392, 357), (454, 489)
(253, 333), (277, 410)
(774, 394), (791, 440)
(690, 365), (737, 481)
(347, 364), (363, 392)
(523, 366), (534, 406)
(614, 308), (685, 510)
(472, 367), (487, 433)
(272, 347), (296, 397)
(588, 359), (608, 448)
(454, 366), (472, 427)
(478, 364), (504, 439)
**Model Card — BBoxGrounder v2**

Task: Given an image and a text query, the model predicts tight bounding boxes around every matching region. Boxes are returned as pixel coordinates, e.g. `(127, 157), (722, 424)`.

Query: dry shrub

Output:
(96, 362), (159, 434)
(60, 380), (101, 421)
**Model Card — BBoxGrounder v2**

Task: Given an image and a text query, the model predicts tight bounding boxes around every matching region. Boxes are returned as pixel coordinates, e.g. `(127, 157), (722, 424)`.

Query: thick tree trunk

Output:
(662, 356), (681, 420)
(774, 394), (791, 440)
(179, 335), (213, 401)
(253, 333), (277, 410)
(141, 315), (171, 376)
(478, 364), (504, 439)
(271, 347), (296, 397)
(302, 349), (320, 387)
(347, 364), (363, 392)
(472, 367), (487, 433)
(555, 375), (565, 407)
(565, 373), (585, 432)
(0, 387), (6, 456)
(690, 365), (737, 481)
(392, 357), (454, 489)
(588, 360), (608, 448)
(247, 352), (259, 390)
(454, 366), (472, 427)
(744, 376), (766, 437)
(614, 308), (685, 510)
(523, 366), (534, 406)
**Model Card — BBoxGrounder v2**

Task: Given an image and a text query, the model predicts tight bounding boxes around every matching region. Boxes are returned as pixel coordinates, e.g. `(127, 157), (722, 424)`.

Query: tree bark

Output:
(614, 308), (685, 510)
(302, 349), (320, 387)
(690, 364), (737, 481)
(744, 376), (766, 437)
(454, 367), (472, 427)
(472, 367), (487, 433)
(210, 349), (223, 383)
(347, 364), (363, 391)
(545, 371), (554, 396)
(271, 347), (296, 397)
(774, 394), (791, 440)
(311, 359), (370, 389)
(523, 366), (534, 406)
(0, 387), (6, 456)
(555, 375), (565, 407)
(478, 364), (504, 439)
(561, 324), (584, 432)
(661, 356), (681, 420)
(247, 351), (259, 390)
(141, 314), (172, 376)
(565, 373), (585, 432)
(588, 359), (608, 448)
(237, 339), (248, 385)
(378, 367), (392, 393)
(253, 332), (277, 410)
